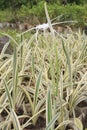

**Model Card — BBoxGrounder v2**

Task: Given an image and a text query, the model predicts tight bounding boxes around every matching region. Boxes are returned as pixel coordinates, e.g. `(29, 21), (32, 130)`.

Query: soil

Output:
(24, 117), (46, 130)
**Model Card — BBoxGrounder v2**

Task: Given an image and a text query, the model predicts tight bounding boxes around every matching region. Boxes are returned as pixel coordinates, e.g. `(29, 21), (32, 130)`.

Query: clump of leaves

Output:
(0, 3), (87, 130)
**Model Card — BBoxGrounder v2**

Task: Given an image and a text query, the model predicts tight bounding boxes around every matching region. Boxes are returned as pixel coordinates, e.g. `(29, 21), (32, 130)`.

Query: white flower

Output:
(36, 23), (49, 30)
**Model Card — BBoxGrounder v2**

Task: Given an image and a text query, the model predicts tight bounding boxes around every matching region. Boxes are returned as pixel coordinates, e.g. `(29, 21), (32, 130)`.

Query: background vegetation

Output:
(0, 0), (87, 27)
(0, 0), (87, 9)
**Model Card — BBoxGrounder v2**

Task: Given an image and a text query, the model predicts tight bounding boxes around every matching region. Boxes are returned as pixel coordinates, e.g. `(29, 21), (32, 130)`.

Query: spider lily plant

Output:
(0, 3), (87, 130)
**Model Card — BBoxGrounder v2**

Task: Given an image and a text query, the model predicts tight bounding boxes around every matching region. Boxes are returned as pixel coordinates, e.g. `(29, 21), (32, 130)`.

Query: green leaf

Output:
(74, 118), (83, 130)
(13, 46), (18, 107)
(3, 79), (14, 109)
(46, 112), (60, 130)
(62, 39), (72, 87)
(44, 3), (54, 36)
(46, 86), (52, 130)
(34, 65), (43, 108)
(10, 109), (22, 130)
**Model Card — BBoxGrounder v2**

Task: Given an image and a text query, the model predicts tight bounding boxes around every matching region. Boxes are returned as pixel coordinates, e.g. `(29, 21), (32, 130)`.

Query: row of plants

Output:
(0, 4), (87, 130)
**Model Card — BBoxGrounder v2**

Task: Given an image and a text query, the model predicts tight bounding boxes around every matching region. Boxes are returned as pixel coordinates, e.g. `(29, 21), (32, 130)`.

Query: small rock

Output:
(0, 36), (13, 54)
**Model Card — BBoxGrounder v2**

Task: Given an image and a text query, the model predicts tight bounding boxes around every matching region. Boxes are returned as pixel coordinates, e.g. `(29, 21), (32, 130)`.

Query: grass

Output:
(0, 4), (87, 130)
